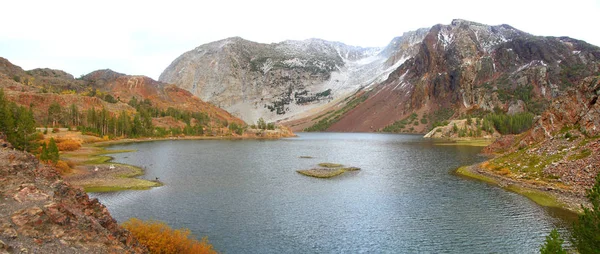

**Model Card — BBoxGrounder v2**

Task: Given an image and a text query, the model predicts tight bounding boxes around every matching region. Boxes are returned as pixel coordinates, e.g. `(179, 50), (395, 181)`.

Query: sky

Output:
(1, 0), (599, 80)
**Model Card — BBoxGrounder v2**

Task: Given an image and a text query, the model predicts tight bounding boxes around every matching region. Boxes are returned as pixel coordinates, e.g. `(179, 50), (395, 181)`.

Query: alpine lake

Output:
(91, 133), (575, 253)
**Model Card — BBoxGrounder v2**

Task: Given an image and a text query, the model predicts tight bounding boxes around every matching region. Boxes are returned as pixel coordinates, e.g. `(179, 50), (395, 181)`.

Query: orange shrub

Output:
(66, 160), (76, 168)
(55, 160), (72, 174)
(496, 167), (512, 176)
(122, 218), (217, 254)
(57, 139), (81, 151)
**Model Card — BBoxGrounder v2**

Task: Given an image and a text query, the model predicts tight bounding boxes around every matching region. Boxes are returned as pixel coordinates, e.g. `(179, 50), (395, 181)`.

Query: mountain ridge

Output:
(159, 34), (418, 123)
(0, 57), (245, 136)
(161, 19), (600, 130)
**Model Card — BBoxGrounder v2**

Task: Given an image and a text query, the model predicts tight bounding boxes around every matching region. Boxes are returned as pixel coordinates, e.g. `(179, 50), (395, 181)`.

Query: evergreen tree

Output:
(48, 102), (62, 127)
(0, 89), (6, 132)
(540, 229), (567, 254)
(572, 172), (600, 253)
(47, 138), (59, 165)
(40, 142), (49, 162)
(132, 114), (143, 137)
(257, 118), (267, 130)
(69, 103), (80, 126)
(15, 107), (37, 151)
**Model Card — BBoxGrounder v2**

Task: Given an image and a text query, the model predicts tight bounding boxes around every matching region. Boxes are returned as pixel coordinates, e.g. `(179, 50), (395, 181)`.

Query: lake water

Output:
(92, 133), (572, 253)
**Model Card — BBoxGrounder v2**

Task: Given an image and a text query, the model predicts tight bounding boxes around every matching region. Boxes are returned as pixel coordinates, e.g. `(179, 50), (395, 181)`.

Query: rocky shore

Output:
(456, 164), (587, 213)
(0, 140), (147, 253)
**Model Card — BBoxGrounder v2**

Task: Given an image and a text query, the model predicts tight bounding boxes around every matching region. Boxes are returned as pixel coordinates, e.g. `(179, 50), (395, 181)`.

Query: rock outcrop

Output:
(0, 140), (147, 253)
(484, 76), (600, 196)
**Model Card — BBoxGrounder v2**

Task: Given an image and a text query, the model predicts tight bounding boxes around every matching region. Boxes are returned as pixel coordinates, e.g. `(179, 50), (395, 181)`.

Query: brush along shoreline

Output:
(455, 163), (587, 214)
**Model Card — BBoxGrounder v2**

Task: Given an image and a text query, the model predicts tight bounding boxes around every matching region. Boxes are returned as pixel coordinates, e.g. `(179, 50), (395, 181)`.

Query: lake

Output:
(92, 133), (572, 253)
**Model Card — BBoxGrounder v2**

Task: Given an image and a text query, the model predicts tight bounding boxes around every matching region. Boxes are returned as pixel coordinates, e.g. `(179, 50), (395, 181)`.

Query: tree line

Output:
(0, 89), (38, 151)
(46, 97), (222, 138)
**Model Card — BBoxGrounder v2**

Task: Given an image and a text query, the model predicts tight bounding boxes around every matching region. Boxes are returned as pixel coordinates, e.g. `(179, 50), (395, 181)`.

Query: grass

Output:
(505, 185), (563, 208)
(297, 163), (361, 178)
(455, 166), (497, 184)
(434, 139), (493, 147)
(297, 168), (347, 178)
(489, 146), (566, 177)
(455, 165), (565, 210)
(318, 162), (343, 168)
(568, 149), (592, 161)
(304, 93), (368, 132)
(84, 179), (163, 193)
(62, 144), (161, 193)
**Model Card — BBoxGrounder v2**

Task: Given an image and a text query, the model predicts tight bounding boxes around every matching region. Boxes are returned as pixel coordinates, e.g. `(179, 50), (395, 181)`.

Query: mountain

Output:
(298, 19), (600, 132)
(159, 34), (427, 123)
(0, 138), (146, 253)
(0, 57), (244, 133)
(162, 20), (600, 132)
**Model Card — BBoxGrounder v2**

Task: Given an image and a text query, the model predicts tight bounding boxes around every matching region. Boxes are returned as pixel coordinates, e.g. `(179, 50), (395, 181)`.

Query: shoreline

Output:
(62, 134), (295, 193)
(62, 145), (162, 193)
(455, 163), (587, 214)
(429, 137), (495, 147)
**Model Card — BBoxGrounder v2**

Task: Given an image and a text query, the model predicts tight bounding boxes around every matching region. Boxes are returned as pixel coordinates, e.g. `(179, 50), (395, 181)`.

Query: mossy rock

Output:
(297, 168), (347, 178)
(297, 164), (361, 178)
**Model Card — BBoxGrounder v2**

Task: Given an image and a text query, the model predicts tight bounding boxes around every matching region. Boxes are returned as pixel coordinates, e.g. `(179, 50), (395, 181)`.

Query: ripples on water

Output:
(92, 133), (572, 253)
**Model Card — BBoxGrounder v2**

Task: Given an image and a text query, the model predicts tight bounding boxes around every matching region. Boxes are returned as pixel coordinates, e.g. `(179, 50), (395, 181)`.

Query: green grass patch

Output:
(311, 110), (334, 121)
(382, 113), (419, 133)
(456, 166), (565, 209)
(84, 182), (162, 193)
(304, 94), (368, 132)
(82, 155), (113, 165)
(115, 164), (145, 178)
(435, 139), (493, 147)
(505, 185), (563, 209)
(491, 147), (565, 176)
(568, 149), (592, 161)
(318, 163), (344, 168)
(297, 168), (346, 178)
(455, 166), (498, 184)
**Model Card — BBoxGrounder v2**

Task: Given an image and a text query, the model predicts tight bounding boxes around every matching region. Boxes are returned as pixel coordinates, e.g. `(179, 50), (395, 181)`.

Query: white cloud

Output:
(1, 0), (598, 80)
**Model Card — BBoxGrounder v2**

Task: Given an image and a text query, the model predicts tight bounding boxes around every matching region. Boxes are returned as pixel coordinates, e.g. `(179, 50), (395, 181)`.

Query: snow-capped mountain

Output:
(159, 33), (426, 123)
(160, 19), (599, 132)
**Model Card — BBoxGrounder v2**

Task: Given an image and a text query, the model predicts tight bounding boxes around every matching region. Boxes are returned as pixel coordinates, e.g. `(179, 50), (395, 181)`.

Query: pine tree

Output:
(257, 118), (267, 130)
(540, 229), (567, 254)
(48, 102), (62, 127)
(572, 172), (600, 253)
(47, 138), (59, 165)
(40, 143), (49, 162)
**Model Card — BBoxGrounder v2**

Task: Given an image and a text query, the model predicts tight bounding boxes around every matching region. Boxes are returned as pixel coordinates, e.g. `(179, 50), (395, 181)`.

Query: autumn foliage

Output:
(55, 160), (72, 174)
(122, 218), (217, 254)
(56, 139), (81, 151)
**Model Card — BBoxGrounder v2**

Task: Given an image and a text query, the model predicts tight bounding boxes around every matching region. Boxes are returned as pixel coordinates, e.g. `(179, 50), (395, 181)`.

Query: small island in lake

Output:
(297, 162), (360, 178)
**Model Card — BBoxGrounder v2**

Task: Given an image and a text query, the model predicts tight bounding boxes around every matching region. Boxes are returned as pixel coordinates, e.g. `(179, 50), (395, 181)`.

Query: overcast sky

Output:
(1, 0), (598, 80)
